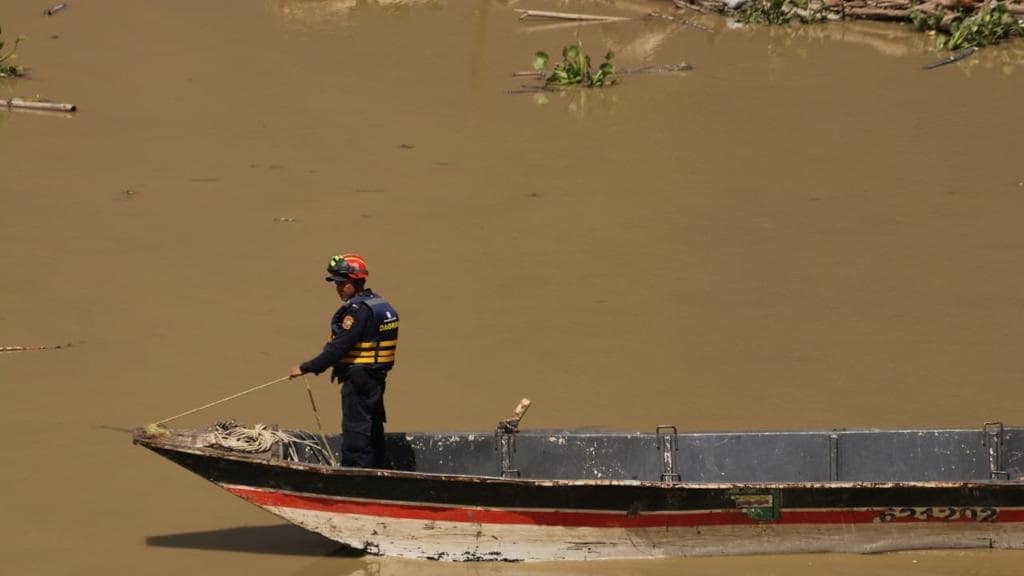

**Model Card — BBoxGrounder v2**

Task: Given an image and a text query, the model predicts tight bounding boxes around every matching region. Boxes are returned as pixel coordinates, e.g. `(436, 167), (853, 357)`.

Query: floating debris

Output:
(273, 217), (297, 223)
(515, 9), (631, 22)
(45, 3), (68, 16)
(1, 342), (76, 353)
(923, 46), (979, 69)
(1, 98), (77, 112)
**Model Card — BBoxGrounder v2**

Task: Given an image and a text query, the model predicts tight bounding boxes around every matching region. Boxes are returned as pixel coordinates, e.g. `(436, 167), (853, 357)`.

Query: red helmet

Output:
(325, 253), (369, 282)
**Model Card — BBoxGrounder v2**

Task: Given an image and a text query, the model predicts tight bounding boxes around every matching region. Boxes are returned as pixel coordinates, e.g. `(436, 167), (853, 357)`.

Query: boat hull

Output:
(144, 443), (1024, 561)
(226, 483), (1024, 560)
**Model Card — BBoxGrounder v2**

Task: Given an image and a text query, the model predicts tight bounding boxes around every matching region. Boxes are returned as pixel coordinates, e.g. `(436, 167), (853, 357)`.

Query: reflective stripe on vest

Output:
(339, 294), (399, 367)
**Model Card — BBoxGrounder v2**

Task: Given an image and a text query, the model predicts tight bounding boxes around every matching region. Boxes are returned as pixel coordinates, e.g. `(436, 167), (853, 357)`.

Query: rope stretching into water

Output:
(154, 376), (291, 425)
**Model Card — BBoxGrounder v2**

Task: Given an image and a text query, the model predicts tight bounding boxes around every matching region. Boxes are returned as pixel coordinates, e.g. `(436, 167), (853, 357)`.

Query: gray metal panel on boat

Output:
(514, 433), (660, 480)
(837, 430), (989, 481)
(388, 433), (496, 475)
(1003, 429), (1024, 479)
(316, 425), (1024, 482)
(677, 432), (831, 482)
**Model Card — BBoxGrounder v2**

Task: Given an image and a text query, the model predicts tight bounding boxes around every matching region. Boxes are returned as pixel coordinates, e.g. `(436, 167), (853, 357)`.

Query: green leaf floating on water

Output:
(533, 51), (549, 71)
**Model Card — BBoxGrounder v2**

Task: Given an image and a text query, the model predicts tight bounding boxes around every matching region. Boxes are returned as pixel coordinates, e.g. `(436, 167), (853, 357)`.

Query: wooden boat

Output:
(134, 414), (1024, 561)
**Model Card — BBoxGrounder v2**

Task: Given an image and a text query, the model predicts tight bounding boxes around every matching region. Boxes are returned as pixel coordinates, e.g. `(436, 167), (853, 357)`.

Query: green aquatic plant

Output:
(939, 2), (1023, 50)
(533, 40), (615, 87)
(911, 2), (1023, 50)
(0, 26), (26, 78)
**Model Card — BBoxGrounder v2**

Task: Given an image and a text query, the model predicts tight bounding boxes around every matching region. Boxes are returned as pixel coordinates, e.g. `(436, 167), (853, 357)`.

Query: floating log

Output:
(515, 9), (632, 22)
(0, 98), (77, 112)
(45, 3), (67, 16)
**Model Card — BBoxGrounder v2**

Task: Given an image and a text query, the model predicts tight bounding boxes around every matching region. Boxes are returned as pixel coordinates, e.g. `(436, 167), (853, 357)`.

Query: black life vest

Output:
(335, 291), (399, 369)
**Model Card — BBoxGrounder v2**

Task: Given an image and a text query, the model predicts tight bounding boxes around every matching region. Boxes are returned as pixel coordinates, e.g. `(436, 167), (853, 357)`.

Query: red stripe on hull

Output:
(223, 486), (1024, 528)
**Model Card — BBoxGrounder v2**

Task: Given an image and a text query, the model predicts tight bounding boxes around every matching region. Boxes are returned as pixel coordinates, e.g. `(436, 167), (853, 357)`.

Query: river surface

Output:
(3, 0), (1024, 574)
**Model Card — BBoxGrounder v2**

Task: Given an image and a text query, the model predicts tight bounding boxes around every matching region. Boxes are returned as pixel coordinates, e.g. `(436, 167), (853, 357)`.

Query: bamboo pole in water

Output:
(515, 9), (632, 22)
(1, 99), (77, 112)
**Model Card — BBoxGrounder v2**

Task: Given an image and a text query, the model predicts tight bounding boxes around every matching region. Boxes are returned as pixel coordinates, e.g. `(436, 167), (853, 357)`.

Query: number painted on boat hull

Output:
(875, 507), (999, 523)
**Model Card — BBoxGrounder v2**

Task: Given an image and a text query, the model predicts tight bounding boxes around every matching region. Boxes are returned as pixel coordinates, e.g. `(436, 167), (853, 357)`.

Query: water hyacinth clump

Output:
(938, 2), (1023, 50)
(533, 40), (616, 87)
(910, 1), (1024, 50)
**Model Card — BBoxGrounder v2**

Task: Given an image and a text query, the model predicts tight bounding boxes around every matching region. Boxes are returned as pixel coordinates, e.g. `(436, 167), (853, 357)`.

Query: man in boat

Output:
(289, 253), (399, 468)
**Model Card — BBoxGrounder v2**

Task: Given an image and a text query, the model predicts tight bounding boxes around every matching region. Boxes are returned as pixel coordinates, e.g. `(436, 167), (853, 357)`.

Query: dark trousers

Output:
(340, 366), (387, 468)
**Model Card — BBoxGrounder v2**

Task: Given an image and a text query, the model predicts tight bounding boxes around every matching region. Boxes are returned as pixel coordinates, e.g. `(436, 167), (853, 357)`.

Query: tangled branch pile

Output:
(0, 26), (26, 78)
(673, 0), (1024, 49)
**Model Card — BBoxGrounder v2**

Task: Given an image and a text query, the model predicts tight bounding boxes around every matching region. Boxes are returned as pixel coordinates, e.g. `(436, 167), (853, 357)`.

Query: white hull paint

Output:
(222, 485), (1024, 561)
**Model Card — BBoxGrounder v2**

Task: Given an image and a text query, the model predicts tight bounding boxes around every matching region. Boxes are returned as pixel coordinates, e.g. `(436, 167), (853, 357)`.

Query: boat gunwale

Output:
(133, 428), (1024, 490)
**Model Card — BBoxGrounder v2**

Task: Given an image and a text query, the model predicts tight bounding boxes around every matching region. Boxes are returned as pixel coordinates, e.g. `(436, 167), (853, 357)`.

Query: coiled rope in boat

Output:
(206, 421), (334, 463)
(209, 421), (296, 452)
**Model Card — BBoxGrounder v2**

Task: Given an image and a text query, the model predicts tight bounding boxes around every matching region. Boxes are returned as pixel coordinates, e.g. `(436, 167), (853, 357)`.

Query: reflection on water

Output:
(276, 0), (444, 26)
(530, 84), (620, 117)
(287, 550), (1024, 576)
(946, 44), (1024, 77)
(730, 19), (1024, 75)
(147, 524), (351, 557)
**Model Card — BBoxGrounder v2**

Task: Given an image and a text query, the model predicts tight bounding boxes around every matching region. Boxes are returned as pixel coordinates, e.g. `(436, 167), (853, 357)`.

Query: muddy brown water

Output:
(3, 0), (1024, 573)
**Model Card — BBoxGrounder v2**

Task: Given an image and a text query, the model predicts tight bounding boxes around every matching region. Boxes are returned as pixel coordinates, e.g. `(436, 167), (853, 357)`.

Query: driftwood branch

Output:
(515, 9), (632, 22)
(1, 98), (77, 112)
